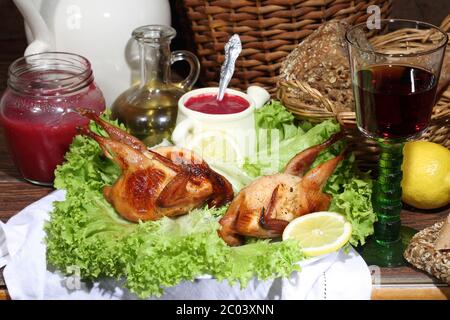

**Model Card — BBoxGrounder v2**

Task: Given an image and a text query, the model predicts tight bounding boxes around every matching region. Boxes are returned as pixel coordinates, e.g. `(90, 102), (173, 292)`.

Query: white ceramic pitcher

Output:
(13, 0), (171, 106)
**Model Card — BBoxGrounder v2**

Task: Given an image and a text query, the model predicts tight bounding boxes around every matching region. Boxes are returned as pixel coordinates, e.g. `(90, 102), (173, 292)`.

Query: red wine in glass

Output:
(354, 64), (437, 139)
(346, 19), (447, 268)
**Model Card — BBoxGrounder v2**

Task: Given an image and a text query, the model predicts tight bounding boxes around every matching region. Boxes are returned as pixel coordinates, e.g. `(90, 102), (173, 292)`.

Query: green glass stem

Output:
(359, 139), (410, 267)
(372, 140), (404, 245)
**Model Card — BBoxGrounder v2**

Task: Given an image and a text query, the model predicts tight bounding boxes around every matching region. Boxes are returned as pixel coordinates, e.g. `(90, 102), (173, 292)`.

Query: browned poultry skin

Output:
(219, 132), (344, 246)
(78, 109), (233, 222)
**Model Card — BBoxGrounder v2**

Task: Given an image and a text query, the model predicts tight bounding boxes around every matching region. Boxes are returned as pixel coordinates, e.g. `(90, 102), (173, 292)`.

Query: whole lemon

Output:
(401, 141), (450, 210)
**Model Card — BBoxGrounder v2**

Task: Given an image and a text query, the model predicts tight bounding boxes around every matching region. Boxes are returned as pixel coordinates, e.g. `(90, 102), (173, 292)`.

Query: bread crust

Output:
(404, 221), (450, 285)
(279, 20), (353, 113)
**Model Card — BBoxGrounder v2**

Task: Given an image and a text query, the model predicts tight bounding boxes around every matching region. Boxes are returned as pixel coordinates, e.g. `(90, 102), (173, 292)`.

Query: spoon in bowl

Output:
(217, 34), (242, 101)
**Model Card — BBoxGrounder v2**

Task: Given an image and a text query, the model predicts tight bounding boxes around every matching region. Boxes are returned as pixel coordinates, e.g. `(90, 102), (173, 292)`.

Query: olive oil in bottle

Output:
(111, 25), (200, 146)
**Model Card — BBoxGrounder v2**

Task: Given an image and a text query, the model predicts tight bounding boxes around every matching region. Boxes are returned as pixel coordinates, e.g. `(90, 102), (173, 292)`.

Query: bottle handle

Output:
(171, 50), (200, 91)
(13, 0), (54, 55)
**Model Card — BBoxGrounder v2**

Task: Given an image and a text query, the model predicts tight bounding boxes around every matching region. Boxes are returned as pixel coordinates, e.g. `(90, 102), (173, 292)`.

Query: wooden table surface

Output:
(0, 34), (449, 302)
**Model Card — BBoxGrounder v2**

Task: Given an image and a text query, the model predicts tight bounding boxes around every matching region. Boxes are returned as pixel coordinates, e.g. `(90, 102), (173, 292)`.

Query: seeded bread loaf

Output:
(404, 220), (450, 285)
(279, 20), (353, 113)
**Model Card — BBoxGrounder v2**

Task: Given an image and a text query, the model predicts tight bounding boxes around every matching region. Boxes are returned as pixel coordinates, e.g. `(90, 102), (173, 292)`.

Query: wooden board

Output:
(0, 289), (10, 300)
(372, 285), (450, 300)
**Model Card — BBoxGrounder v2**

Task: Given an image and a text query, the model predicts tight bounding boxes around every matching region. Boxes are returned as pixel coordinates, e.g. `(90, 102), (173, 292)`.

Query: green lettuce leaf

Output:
(244, 100), (341, 176)
(323, 154), (376, 246)
(255, 99), (296, 139)
(122, 208), (302, 297)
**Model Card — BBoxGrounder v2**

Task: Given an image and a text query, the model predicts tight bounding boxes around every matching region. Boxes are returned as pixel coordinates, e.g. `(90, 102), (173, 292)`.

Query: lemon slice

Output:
(282, 211), (352, 257)
(187, 130), (243, 165)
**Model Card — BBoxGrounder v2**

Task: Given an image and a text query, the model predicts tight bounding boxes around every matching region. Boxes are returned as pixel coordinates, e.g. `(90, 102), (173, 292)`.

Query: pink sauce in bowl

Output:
(185, 93), (250, 115)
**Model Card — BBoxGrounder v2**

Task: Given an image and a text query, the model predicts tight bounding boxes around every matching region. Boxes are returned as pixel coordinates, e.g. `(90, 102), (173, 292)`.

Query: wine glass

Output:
(345, 20), (448, 267)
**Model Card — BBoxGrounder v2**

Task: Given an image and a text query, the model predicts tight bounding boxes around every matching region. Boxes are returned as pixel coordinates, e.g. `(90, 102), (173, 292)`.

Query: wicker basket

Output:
(180, 0), (392, 92)
(277, 15), (450, 171)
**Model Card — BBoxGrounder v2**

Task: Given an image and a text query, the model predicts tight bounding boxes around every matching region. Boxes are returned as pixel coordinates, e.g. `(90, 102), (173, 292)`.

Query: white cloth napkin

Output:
(0, 190), (372, 300)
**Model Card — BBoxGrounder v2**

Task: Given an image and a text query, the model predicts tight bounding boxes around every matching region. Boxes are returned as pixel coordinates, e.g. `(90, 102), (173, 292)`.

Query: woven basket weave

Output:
(277, 15), (450, 171)
(181, 0), (392, 92)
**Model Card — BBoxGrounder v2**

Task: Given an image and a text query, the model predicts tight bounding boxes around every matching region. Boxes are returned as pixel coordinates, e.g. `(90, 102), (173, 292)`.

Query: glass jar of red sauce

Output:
(0, 52), (105, 186)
